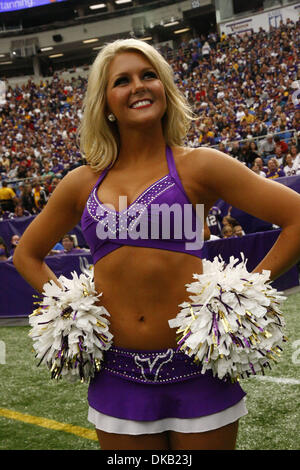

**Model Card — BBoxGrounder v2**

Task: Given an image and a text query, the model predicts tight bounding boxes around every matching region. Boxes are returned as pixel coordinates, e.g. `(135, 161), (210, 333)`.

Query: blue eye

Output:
(113, 77), (128, 87)
(144, 71), (157, 79)
(113, 70), (157, 87)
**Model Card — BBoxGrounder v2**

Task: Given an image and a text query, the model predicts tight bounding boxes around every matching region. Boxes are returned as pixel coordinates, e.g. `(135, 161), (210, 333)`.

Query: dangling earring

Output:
(107, 113), (116, 122)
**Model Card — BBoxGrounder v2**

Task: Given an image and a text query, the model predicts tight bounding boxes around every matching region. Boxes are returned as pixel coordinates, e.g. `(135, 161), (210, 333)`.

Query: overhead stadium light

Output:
(0, 61), (12, 65)
(164, 20), (179, 27)
(115, 0), (132, 4)
(40, 47), (54, 52)
(49, 53), (64, 58)
(174, 27), (191, 34)
(83, 38), (99, 43)
(89, 3), (106, 9)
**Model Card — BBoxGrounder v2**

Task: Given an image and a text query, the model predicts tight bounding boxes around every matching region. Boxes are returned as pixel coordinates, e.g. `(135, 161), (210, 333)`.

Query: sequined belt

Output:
(101, 346), (204, 384)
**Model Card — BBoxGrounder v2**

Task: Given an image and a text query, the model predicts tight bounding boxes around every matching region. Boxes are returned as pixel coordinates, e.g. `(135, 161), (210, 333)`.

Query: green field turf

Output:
(0, 292), (299, 450)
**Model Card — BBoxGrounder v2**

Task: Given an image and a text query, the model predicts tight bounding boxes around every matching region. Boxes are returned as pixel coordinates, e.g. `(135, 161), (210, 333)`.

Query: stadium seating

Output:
(0, 18), (299, 224)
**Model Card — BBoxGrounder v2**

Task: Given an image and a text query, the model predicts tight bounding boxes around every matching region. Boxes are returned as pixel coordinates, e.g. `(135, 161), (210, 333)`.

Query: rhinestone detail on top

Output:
(86, 175), (175, 236)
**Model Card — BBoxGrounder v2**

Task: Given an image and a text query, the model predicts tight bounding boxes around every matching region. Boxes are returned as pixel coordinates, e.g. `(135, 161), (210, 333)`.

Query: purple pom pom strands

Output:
(169, 254), (287, 382)
(29, 269), (113, 383)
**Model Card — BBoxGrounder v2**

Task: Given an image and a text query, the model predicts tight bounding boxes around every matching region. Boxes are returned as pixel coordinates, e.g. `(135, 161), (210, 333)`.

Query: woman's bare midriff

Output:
(94, 246), (203, 350)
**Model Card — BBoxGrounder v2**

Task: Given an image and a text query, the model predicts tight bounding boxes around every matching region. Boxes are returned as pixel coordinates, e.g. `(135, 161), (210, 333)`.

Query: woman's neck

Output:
(116, 128), (167, 169)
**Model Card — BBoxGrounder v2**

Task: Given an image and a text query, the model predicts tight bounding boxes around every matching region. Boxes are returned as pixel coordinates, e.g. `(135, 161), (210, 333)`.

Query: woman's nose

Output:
(131, 75), (145, 93)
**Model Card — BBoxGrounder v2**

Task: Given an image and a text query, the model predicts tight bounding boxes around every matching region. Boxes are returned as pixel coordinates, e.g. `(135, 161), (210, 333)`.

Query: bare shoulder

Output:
(173, 145), (252, 185)
(54, 164), (101, 212)
(172, 145), (272, 207)
(172, 146), (300, 230)
(173, 145), (238, 171)
(58, 164), (99, 187)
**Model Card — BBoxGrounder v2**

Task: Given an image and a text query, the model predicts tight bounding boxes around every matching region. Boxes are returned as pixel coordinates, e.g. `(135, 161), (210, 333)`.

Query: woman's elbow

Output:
(13, 244), (38, 271)
(13, 245), (24, 271)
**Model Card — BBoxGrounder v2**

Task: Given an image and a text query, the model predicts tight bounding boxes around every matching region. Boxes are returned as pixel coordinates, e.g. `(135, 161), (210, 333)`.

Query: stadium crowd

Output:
(0, 17), (299, 243)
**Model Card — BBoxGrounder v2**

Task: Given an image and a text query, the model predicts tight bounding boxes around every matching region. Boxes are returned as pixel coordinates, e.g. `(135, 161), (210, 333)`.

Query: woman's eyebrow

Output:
(110, 66), (156, 79)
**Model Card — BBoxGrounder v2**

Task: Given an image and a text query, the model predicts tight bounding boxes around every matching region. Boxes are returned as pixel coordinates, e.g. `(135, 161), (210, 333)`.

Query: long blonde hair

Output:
(78, 38), (194, 172)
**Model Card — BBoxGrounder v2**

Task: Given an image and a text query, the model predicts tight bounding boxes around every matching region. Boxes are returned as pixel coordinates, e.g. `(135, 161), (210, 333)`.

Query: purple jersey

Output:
(206, 206), (222, 237)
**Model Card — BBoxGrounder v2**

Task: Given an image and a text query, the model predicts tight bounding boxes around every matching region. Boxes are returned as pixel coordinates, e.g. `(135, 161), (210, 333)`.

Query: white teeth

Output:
(131, 100), (151, 109)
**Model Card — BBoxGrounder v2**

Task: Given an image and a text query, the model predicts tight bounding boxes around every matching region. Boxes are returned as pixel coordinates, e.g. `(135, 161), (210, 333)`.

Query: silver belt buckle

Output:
(134, 349), (174, 382)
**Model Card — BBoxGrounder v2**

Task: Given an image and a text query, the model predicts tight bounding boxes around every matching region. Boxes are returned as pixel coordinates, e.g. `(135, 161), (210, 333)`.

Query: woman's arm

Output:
(204, 221), (211, 241)
(194, 148), (300, 280)
(13, 166), (93, 293)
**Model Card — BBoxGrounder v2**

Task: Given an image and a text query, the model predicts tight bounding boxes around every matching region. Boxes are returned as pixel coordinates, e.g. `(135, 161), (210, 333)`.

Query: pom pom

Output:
(168, 254), (287, 381)
(29, 268), (113, 383)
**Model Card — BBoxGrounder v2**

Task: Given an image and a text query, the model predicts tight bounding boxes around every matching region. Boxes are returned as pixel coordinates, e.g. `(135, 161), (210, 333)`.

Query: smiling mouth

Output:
(130, 99), (153, 109)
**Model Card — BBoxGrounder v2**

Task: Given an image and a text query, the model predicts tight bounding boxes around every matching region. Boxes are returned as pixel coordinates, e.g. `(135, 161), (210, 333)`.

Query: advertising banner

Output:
(220, 2), (300, 36)
(0, 0), (66, 14)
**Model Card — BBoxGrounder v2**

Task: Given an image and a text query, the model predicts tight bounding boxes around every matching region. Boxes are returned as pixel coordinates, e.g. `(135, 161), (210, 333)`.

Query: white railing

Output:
(206, 129), (298, 153)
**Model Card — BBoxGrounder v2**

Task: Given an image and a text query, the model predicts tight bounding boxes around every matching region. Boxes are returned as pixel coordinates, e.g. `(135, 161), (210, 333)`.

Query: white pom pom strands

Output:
(29, 270), (113, 383)
(168, 255), (287, 382)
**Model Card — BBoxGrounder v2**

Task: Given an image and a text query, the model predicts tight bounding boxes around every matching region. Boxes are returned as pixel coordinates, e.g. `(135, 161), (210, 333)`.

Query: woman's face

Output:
(11, 235), (20, 245)
(285, 154), (292, 165)
(106, 51), (167, 132)
(222, 215), (230, 225)
(62, 237), (74, 251)
(223, 226), (233, 238)
(268, 159), (277, 171)
(291, 146), (297, 156)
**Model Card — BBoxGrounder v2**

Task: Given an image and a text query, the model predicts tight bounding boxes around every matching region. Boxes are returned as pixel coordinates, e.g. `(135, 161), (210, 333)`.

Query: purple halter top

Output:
(81, 146), (204, 265)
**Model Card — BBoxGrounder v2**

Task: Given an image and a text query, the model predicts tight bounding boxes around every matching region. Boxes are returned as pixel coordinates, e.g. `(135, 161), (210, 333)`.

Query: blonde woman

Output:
(14, 39), (300, 450)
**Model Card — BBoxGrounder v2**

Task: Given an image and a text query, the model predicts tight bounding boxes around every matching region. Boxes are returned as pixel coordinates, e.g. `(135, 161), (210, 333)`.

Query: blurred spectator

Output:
(259, 135), (276, 162)
(206, 206), (222, 238)
(20, 184), (36, 214)
(265, 158), (285, 179)
(41, 162), (55, 179)
(0, 181), (17, 212)
(51, 157), (64, 176)
(62, 234), (85, 254)
(274, 145), (284, 166)
(251, 163), (266, 177)
(254, 157), (267, 174)
(241, 141), (261, 167)
(17, 159), (29, 179)
(221, 207), (244, 237)
(221, 225), (233, 238)
(248, 141), (261, 164)
(283, 153), (298, 176)
(290, 144), (300, 168)
(241, 108), (256, 125)
(222, 215), (239, 228)
(8, 204), (30, 218)
(62, 234), (76, 253)
(232, 225), (245, 237)
(32, 180), (47, 212)
(229, 142), (243, 161)
(274, 135), (289, 155)
(202, 41), (211, 58)
(7, 161), (19, 179)
(9, 234), (20, 256)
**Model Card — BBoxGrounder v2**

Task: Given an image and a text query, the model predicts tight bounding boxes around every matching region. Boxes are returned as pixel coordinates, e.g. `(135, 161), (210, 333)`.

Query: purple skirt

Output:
(88, 346), (246, 421)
